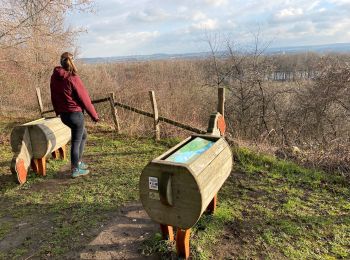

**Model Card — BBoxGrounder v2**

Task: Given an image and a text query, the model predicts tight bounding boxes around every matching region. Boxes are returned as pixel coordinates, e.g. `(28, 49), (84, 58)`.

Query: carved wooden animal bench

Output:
(139, 112), (232, 259)
(10, 118), (71, 184)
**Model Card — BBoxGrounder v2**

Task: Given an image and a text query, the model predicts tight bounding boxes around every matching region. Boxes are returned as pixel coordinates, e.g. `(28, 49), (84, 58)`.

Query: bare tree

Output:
(0, 0), (93, 112)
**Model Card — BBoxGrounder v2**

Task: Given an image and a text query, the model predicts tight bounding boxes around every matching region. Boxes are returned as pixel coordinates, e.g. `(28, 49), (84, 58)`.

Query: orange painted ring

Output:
(16, 159), (27, 184)
(217, 115), (226, 136)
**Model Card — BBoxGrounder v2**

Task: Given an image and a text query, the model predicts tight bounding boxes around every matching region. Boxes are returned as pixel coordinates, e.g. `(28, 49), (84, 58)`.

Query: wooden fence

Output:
(36, 87), (226, 141)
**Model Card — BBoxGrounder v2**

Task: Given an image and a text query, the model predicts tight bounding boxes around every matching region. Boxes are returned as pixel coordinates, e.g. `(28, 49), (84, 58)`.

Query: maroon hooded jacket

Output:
(50, 66), (98, 121)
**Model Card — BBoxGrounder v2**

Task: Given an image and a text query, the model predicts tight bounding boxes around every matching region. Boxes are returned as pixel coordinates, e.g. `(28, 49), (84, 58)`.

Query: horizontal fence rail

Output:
(41, 97), (112, 115)
(36, 88), (225, 139)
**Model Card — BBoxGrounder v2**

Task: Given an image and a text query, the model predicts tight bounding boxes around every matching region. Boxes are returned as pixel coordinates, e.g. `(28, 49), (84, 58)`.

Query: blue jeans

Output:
(60, 112), (87, 169)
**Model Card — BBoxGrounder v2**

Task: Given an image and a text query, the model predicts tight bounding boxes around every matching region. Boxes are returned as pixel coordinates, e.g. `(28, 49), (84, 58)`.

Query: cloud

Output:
(69, 0), (350, 57)
(273, 8), (304, 22)
(204, 0), (228, 7)
(191, 19), (218, 30)
(192, 11), (207, 21)
(127, 8), (169, 23)
(97, 31), (160, 45)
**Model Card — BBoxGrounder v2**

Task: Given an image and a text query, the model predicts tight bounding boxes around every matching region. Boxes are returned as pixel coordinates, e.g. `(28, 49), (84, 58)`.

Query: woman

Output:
(50, 52), (99, 178)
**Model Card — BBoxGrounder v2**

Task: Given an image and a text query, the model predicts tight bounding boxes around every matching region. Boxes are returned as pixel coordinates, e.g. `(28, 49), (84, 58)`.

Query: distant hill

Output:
(80, 43), (350, 64)
(267, 42), (350, 54)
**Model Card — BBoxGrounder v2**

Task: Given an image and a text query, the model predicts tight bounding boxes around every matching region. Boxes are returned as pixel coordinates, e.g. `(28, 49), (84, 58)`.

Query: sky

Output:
(67, 0), (350, 58)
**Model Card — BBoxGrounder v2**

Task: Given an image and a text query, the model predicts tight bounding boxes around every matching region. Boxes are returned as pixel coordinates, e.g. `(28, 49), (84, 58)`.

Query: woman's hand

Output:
(92, 116), (99, 123)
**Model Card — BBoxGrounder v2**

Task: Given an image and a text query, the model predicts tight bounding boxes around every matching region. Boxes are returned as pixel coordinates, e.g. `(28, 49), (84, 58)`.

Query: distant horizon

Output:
(69, 1), (350, 58)
(79, 42), (350, 60)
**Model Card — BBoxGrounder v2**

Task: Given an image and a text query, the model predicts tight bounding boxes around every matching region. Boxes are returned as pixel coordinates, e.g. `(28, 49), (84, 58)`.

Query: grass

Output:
(141, 147), (350, 259)
(1, 117), (349, 259)
(189, 147), (350, 259)
(0, 118), (177, 259)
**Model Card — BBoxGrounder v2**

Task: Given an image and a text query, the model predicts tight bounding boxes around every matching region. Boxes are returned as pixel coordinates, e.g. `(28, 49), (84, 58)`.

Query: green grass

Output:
(190, 147), (350, 259)
(1, 118), (349, 259)
(0, 118), (175, 259)
(141, 147), (350, 259)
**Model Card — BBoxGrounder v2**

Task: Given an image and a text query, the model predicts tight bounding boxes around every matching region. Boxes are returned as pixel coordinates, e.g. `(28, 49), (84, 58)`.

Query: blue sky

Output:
(68, 0), (350, 58)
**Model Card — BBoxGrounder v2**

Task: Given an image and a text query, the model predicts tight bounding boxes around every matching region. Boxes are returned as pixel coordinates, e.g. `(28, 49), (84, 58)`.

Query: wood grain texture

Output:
(10, 128), (32, 184)
(149, 91), (160, 141)
(140, 162), (202, 229)
(160, 224), (174, 241)
(140, 135), (233, 229)
(218, 87), (225, 117)
(10, 118), (71, 184)
(109, 92), (120, 133)
(35, 88), (44, 116)
(176, 228), (191, 259)
(11, 118), (71, 159)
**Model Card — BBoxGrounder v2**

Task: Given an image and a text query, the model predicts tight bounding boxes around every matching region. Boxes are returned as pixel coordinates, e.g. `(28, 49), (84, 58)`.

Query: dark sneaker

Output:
(78, 161), (89, 170)
(72, 168), (90, 178)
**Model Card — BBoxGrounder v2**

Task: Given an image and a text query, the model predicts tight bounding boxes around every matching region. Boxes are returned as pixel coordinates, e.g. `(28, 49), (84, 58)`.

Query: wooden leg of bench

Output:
(51, 150), (60, 159)
(58, 145), (67, 160)
(160, 224), (174, 241)
(31, 159), (38, 174)
(32, 157), (46, 176)
(176, 228), (191, 259)
(206, 194), (217, 214)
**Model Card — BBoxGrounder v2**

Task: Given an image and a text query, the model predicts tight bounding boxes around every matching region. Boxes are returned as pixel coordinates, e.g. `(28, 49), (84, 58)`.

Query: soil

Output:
(69, 203), (160, 260)
(0, 165), (161, 259)
(0, 202), (160, 260)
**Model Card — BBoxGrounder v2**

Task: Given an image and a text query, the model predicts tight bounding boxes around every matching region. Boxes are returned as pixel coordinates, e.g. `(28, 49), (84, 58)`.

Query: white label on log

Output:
(149, 177), (158, 190)
(149, 191), (160, 200)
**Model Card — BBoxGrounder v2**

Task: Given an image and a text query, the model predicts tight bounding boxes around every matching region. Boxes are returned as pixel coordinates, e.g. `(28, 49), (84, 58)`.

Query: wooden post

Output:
(51, 150), (60, 159)
(206, 194), (217, 214)
(149, 91), (160, 141)
(31, 157), (46, 176)
(160, 224), (174, 241)
(218, 87), (225, 118)
(58, 145), (67, 160)
(35, 87), (44, 117)
(109, 92), (120, 133)
(176, 228), (191, 259)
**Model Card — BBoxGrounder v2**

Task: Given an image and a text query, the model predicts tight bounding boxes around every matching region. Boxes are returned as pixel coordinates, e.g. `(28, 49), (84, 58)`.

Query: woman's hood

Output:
(52, 66), (70, 79)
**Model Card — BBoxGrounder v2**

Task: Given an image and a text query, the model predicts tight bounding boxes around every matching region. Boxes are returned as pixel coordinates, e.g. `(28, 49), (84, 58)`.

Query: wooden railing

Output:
(36, 87), (225, 140)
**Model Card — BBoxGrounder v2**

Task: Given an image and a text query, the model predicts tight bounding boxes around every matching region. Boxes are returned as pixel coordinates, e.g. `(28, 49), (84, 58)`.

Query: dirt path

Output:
(0, 165), (161, 259)
(71, 203), (160, 260)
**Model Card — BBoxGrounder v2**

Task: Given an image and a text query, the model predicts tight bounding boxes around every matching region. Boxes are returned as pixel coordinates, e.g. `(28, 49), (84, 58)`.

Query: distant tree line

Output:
(203, 36), (350, 152)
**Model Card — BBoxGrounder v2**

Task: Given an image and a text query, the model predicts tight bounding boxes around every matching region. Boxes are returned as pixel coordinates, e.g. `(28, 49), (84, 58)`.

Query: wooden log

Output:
(35, 87), (44, 117)
(11, 118), (71, 159)
(218, 87), (225, 118)
(139, 134), (233, 229)
(149, 91), (160, 141)
(109, 92), (120, 133)
(11, 118), (71, 184)
(176, 228), (191, 259)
